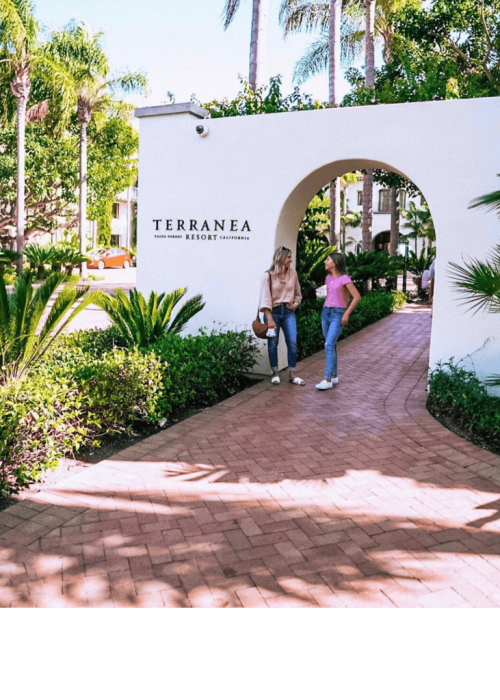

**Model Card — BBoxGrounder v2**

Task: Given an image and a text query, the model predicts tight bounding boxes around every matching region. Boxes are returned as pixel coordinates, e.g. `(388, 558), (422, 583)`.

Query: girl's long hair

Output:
(268, 246), (291, 273)
(327, 252), (348, 275)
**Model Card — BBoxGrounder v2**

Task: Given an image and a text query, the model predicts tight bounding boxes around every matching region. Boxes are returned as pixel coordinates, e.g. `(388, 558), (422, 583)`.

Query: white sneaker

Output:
(315, 380), (333, 390)
(331, 377), (339, 384)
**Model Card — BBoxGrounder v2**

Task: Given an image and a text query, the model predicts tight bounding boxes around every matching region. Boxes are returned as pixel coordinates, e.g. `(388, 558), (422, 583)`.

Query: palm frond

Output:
(167, 293), (205, 336)
(108, 71), (148, 96)
(222, 0), (244, 30)
(293, 33), (329, 84)
(280, 0), (329, 36)
(469, 186), (500, 218)
(95, 287), (204, 347)
(448, 251), (500, 315)
(0, 271), (96, 381)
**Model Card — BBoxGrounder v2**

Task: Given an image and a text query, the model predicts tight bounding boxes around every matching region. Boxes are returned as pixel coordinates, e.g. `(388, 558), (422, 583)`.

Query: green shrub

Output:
(296, 290), (399, 361)
(428, 361), (500, 438)
(58, 326), (125, 356)
(150, 329), (259, 417)
(0, 347), (163, 496)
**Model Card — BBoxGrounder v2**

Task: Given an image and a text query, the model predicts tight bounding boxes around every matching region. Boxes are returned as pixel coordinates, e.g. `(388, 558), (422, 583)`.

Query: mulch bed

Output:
(427, 396), (500, 457)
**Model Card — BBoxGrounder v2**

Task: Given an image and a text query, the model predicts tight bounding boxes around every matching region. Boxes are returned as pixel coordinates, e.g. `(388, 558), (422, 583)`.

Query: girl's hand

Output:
(341, 313), (350, 326)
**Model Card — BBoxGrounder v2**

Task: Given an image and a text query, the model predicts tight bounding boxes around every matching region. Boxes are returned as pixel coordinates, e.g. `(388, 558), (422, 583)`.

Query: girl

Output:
(259, 246), (305, 385)
(316, 252), (361, 390)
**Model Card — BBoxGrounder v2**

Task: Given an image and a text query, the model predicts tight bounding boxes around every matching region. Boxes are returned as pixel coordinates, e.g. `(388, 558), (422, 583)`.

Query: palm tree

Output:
(286, 1), (418, 251)
(281, 1), (365, 247)
(48, 21), (147, 278)
(402, 201), (432, 254)
(222, 0), (270, 91)
(0, 1), (75, 276)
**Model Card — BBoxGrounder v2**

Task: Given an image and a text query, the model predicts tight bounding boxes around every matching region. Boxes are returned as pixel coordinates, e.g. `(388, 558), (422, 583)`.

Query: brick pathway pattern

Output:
(1, 307), (500, 607)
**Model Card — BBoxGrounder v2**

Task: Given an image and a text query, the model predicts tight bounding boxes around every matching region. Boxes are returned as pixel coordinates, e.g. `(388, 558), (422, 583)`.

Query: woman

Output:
(259, 246), (305, 385)
(316, 252), (361, 390)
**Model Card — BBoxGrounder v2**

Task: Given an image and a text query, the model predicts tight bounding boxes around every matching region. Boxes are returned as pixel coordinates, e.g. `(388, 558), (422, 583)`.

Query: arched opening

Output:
(273, 158), (437, 366)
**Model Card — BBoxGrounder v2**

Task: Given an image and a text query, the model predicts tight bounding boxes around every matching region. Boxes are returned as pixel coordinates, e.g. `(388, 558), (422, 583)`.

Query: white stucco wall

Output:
(136, 98), (500, 383)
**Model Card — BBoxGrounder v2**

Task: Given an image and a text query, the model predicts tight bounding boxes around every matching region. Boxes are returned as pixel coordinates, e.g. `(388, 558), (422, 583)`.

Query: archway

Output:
(135, 98), (500, 379)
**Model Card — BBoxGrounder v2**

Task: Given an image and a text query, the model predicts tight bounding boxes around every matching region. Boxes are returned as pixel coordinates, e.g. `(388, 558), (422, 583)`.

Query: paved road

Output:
(1, 305), (499, 607)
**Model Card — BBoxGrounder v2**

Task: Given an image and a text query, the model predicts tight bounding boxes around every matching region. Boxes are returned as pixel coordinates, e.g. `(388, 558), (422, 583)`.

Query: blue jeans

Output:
(321, 306), (344, 379)
(264, 304), (297, 372)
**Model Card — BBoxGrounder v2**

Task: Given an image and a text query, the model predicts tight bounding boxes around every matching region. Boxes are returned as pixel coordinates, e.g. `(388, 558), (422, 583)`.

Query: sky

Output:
(33, 0), (371, 108)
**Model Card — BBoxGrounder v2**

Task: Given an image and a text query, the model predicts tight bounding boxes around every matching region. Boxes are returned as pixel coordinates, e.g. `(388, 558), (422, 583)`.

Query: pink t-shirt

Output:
(325, 274), (352, 308)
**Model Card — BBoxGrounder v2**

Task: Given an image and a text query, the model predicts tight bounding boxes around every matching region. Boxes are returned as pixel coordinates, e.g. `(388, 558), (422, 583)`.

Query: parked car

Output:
(87, 248), (132, 270)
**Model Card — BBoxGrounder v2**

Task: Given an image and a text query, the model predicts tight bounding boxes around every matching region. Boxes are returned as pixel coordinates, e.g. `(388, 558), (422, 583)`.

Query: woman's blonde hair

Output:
(268, 246), (292, 273)
(327, 252), (348, 276)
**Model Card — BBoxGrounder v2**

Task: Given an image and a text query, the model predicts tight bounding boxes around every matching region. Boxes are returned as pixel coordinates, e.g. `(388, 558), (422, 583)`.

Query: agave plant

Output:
(0, 272), (100, 382)
(96, 287), (205, 348)
(24, 243), (55, 277)
(0, 249), (21, 274)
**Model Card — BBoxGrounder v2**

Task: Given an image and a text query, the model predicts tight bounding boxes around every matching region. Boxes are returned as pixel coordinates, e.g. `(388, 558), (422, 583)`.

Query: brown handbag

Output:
(252, 272), (272, 339)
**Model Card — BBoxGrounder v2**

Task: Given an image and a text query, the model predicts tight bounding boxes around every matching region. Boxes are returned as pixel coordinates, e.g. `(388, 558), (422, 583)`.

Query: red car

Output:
(87, 248), (132, 270)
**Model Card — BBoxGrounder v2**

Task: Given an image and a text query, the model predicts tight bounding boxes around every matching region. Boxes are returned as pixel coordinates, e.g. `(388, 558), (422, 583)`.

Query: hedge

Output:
(427, 362), (500, 447)
(0, 328), (259, 496)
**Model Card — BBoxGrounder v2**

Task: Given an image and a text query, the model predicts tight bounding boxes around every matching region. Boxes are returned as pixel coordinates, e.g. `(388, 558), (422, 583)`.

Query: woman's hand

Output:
(341, 313), (350, 326)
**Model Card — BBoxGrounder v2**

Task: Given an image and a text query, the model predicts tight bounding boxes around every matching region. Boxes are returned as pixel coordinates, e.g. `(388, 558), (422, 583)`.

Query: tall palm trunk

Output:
(249, 0), (269, 91)
(11, 61), (31, 276)
(362, 0), (376, 252)
(329, 0), (342, 248)
(389, 187), (399, 256)
(78, 96), (92, 279)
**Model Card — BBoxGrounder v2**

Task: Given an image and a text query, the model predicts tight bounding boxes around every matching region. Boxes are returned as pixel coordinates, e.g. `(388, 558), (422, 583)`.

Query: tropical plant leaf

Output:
(448, 248), (500, 315)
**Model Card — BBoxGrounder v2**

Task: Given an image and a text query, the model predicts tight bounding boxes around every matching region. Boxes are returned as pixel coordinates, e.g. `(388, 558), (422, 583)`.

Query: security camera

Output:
(195, 123), (209, 137)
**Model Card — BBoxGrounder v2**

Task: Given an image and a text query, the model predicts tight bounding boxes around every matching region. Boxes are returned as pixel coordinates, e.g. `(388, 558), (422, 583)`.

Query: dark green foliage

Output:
(428, 361), (500, 442)
(296, 238), (336, 304)
(296, 290), (402, 361)
(0, 271), (99, 381)
(0, 326), (259, 495)
(149, 329), (259, 417)
(406, 250), (435, 276)
(0, 347), (163, 495)
(203, 75), (328, 118)
(345, 251), (403, 295)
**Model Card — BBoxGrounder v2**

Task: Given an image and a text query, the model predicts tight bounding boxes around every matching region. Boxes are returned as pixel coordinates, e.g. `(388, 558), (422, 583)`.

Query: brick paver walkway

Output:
(2, 306), (500, 607)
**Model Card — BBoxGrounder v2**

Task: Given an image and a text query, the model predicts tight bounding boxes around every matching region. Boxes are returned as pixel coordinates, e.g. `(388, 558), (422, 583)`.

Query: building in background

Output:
(343, 180), (429, 254)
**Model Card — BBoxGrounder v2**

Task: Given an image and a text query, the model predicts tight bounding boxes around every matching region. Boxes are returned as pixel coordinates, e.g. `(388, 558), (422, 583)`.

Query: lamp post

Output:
(398, 240), (409, 293)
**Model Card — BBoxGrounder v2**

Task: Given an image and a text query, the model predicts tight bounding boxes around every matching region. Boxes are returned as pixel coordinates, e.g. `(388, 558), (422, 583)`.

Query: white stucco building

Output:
(135, 98), (500, 386)
(342, 180), (428, 254)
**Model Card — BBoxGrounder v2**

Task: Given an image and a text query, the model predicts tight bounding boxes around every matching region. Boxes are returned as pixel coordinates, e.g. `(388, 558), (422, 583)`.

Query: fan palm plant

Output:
(0, 271), (99, 381)
(448, 246), (500, 386)
(47, 20), (147, 276)
(0, 248), (21, 274)
(95, 288), (205, 349)
(0, 0), (76, 274)
(24, 242), (54, 277)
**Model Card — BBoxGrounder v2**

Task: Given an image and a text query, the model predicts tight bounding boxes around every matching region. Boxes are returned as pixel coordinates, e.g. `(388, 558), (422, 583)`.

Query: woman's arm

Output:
(288, 270), (302, 310)
(341, 282), (361, 325)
